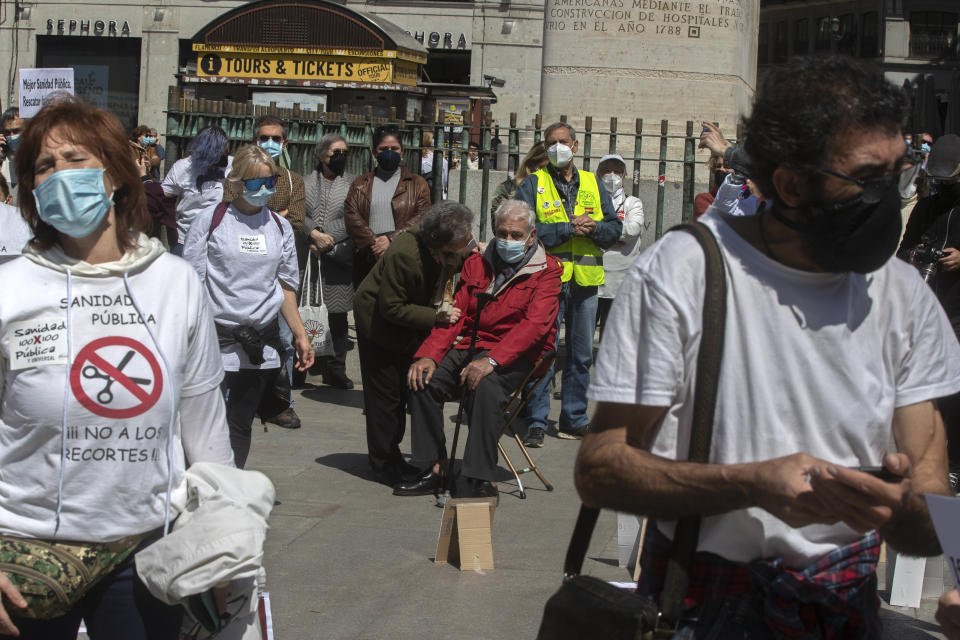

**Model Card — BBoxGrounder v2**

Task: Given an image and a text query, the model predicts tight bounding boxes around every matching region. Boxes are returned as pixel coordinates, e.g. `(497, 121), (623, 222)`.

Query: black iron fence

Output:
(165, 87), (712, 242)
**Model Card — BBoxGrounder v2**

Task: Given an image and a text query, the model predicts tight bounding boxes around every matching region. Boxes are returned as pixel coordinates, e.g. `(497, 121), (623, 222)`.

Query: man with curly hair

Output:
(575, 56), (960, 636)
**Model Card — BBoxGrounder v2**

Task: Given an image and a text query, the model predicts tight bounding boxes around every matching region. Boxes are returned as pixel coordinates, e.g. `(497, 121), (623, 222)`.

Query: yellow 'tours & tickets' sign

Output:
(197, 51), (408, 84)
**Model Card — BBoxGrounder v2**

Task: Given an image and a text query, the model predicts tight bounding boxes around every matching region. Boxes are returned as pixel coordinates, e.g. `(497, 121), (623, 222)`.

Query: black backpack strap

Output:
(557, 222), (727, 627)
(658, 222), (727, 626)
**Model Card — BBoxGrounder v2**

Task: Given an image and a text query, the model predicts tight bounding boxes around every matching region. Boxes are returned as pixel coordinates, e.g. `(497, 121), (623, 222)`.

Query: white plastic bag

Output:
(298, 257), (335, 358)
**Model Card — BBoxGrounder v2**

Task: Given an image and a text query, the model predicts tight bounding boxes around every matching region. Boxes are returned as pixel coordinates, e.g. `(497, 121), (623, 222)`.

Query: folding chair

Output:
(497, 351), (556, 499)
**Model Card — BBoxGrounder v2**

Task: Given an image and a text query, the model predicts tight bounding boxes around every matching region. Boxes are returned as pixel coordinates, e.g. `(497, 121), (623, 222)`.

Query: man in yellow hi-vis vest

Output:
(514, 122), (622, 446)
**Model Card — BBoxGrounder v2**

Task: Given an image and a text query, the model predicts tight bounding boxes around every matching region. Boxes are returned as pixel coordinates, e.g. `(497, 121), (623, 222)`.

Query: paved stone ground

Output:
(245, 344), (948, 639)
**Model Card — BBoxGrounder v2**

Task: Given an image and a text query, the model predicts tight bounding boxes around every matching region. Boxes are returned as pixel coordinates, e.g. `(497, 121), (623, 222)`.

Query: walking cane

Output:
(437, 291), (497, 507)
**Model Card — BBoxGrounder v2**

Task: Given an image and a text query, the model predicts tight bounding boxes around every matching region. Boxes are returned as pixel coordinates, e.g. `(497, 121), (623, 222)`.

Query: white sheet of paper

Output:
(925, 494), (960, 587)
(889, 553), (925, 608)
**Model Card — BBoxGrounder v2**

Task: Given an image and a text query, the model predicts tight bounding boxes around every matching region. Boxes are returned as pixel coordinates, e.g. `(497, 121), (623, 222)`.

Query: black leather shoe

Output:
(264, 408), (301, 429)
(469, 479), (499, 503)
(324, 372), (354, 390)
(395, 458), (423, 481)
(393, 471), (442, 496)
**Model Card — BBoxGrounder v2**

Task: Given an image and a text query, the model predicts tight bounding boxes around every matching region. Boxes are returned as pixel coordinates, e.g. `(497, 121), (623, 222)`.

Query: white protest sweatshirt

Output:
(0, 234), (234, 542)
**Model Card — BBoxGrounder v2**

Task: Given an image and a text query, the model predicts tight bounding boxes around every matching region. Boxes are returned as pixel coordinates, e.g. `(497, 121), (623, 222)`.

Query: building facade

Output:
(759, 0), (958, 96)
(0, 0), (545, 135)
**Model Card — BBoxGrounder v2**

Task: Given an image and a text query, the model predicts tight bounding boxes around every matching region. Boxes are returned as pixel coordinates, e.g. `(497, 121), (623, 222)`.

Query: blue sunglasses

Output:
(244, 175), (278, 191)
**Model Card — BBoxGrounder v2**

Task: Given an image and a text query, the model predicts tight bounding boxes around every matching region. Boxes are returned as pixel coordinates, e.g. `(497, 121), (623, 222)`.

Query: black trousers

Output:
(408, 349), (528, 482)
(357, 333), (414, 471)
(221, 368), (277, 468)
(324, 311), (350, 378)
(352, 247), (377, 290)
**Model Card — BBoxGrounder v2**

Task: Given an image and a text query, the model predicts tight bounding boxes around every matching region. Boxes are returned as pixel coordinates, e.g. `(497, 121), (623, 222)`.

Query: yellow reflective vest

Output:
(532, 168), (605, 285)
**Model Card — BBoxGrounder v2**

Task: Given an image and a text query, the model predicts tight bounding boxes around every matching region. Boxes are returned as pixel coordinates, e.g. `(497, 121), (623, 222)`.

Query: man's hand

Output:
(699, 122), (732, 158)
(808, 453), (911, 533)
(573, 215), (596, 237)
(0, 573), (25, 636)
(372, 235), (390, 258)
(753, 453), (842, 528)
(941, 247), (960, 272)
(137, 156), (150, 178)
(292, 333), (315, 372)
(938, 589), (960, 639)
(0, 133), (7, 161)
(276, 209), (289, 219)
(408, 358), (437, 391)
(460, 357), (494, 390)
(435, 307), (462, 327)
(310, 230), (335, 254)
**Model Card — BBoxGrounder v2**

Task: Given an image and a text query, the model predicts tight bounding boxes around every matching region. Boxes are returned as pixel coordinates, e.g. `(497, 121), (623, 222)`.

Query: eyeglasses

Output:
(2, 128), (22, 136)
(258, 135), (283, 143)
(244, 175), (278, 191)
(818, 160), (920, 204)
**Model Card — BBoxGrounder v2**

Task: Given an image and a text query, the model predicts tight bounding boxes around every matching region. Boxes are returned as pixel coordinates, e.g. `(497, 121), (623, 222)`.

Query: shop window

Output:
(815, 16), (832, 52)
(758, 23), (769, 64)
(860, 12), (879, 57)
(36, 36), (141, 132)
(837, 13), (857, 56)
(773, 21), (788, 62)
(909, 11), (958, 58)
(794, 18), (809, 55)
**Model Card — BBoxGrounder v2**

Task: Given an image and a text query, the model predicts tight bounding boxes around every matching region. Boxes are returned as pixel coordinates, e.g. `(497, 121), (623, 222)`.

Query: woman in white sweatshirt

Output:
(0, 97), (233, 639)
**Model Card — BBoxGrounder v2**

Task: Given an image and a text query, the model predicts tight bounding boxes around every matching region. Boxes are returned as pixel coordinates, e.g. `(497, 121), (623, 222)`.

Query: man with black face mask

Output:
(898, 133), (960, 488)
(575, 56), (960, 634)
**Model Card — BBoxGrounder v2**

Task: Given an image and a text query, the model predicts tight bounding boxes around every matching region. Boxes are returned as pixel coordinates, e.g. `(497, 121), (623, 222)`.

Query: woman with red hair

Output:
(0, 96), (233, 639)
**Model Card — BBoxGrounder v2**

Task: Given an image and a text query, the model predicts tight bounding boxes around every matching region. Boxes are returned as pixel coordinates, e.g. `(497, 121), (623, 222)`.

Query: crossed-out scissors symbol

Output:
(81, 350), (152, 405)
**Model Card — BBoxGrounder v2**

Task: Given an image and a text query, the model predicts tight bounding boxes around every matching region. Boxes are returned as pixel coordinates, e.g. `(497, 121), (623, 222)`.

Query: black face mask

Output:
(770, 179), (902, 274)
(376, 149), (402, 173)
(325, 150), (347, 176)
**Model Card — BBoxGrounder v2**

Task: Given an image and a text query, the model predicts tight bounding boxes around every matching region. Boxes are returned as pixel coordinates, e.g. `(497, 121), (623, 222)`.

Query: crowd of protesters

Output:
(3, 51), (960, 639)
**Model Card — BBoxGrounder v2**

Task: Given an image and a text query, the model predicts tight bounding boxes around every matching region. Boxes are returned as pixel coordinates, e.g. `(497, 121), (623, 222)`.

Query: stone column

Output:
(539, 0), (759, 135)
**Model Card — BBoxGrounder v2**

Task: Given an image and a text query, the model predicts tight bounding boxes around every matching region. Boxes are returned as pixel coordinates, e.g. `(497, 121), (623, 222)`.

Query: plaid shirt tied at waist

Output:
(638, 525), (882, 639)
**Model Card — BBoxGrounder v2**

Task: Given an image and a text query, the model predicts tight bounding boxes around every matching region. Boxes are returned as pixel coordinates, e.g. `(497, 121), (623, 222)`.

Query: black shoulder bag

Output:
(536, 222), (727, 640)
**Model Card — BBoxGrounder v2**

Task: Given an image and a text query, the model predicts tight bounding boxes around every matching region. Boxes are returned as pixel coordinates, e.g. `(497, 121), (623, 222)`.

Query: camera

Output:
(910, 244), (945, 283)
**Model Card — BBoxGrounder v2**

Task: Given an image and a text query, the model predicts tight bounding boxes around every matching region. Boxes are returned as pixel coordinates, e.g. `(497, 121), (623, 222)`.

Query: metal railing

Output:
(164, 87), (711, 242)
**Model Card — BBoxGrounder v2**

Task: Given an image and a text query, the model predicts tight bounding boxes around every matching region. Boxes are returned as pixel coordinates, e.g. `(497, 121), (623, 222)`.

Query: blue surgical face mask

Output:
(258, 139), (283, 159)
(496, 234), (529, 264)
(33, 168), (113, 238)
(142, 136), (157, 146)
(242, 185), (276, 208)
(6, 134), (21, 153)
(922, 142), (932, 156)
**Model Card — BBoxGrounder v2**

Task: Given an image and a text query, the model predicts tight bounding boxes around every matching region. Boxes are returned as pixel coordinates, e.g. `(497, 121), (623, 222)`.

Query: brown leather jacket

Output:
(343, 166), (431, 249)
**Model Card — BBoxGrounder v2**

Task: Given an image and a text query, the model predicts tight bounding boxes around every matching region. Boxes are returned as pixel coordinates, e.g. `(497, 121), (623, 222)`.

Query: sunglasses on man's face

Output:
(244, 175), (278, 191)
(258, 135), (284, 144)
(2, 128), (21, 137)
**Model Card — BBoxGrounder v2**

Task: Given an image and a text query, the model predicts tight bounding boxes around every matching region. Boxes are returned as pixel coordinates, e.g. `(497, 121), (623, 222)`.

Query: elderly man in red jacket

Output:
(394, 200), (563, 500)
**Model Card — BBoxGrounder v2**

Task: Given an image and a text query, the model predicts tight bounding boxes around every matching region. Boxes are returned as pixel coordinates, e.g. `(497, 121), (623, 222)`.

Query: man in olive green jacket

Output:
(353, 203), (474, 485)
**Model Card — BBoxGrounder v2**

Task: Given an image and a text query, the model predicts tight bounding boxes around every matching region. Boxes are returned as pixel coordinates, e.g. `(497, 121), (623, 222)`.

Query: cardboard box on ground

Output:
(435, 498), (497, 571)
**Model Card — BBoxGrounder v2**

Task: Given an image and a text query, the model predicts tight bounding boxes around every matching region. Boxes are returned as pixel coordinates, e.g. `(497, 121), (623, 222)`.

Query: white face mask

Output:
(547, 143), (574, 168)
(601, 173), (623, 194)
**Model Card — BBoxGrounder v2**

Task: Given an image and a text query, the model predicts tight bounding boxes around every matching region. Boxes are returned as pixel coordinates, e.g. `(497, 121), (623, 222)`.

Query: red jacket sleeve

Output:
(486, 257), (562, 368)
(413, 256), (478, 363)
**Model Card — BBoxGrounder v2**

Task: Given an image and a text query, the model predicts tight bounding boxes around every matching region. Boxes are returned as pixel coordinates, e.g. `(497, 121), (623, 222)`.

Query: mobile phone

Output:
(855, 466), (899, 481)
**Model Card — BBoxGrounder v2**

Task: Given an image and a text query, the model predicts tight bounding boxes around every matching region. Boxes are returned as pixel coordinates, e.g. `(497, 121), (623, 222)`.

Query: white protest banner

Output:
(18, 68), (75, 118)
